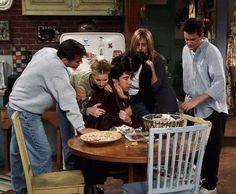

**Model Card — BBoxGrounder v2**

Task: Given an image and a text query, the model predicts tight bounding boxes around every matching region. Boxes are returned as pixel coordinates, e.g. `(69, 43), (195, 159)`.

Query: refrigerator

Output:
(60, 32), (126, 71)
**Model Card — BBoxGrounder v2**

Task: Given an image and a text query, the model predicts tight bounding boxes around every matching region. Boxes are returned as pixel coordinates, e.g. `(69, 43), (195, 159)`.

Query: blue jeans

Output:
(56, 104), (77, 169)
(7, 106), (52, 194)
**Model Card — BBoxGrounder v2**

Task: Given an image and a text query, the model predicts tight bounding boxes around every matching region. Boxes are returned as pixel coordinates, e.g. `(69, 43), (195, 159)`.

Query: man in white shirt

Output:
(181, 18), (228, 194)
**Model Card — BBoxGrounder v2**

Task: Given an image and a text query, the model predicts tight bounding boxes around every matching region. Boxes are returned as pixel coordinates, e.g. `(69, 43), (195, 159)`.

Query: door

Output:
(143, 3), (174, 70)
(143, 1), (186, 99)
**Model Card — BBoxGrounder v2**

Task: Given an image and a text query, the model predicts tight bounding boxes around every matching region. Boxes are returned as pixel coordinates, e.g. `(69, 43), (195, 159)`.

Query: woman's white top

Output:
(129, 65), (142, 95)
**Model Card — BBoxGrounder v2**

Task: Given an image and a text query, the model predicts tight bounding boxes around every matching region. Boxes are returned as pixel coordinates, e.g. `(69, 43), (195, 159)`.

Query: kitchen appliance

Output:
(60, 32), (126, 70)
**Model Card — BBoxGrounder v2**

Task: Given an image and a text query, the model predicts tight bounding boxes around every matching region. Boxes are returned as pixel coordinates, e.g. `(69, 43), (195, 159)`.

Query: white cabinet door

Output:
(22, 0), (120, 15)
(73, 0), (117, 15)
(22, 0), (73, 15)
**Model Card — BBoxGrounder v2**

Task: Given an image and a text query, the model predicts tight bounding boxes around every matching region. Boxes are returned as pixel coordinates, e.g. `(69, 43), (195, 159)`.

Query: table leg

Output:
(2, 128), (10, 173)
(56, 128), (62, 170)
(128, 164), (134, 183)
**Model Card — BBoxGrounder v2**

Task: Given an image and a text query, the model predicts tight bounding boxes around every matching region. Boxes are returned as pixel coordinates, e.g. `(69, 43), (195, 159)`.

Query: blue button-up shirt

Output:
(182, 38), (228, 118)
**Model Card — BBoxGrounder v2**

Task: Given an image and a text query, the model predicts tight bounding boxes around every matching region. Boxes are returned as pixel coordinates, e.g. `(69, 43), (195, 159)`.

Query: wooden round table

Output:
(68, 135), (148, 182)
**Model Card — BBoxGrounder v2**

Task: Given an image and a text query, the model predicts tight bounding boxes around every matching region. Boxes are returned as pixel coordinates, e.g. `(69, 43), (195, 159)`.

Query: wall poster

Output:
(0, 20), (10, 41)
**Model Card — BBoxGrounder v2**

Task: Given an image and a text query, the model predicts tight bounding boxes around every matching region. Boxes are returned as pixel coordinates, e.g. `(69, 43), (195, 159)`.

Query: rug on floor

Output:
(0, 173), (11, 194)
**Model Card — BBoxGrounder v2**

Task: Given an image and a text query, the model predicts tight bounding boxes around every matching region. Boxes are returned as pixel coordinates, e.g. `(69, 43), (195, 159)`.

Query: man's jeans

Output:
(56, 104), (77, 169)
(7, 106), (52, 194)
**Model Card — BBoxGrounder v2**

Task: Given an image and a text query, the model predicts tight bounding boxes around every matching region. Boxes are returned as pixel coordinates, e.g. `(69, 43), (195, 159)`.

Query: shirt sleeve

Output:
(45, 65), (85, 131)
(204, 46), (226, 101)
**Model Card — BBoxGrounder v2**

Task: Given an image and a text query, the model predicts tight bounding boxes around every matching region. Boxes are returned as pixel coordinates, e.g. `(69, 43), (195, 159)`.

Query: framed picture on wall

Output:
(0, 20), (10, 41)
(37, 26), (60, 43)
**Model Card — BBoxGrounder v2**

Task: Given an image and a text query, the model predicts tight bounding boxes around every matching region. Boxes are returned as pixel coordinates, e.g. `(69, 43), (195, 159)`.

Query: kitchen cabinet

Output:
(22, 0), (121, 16)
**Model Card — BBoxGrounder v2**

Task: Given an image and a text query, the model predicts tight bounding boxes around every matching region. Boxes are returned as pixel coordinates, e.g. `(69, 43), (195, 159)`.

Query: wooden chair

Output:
(123, 114), (212, 194)
(11, 111), (85, 194)
(0, 107), (62, 172)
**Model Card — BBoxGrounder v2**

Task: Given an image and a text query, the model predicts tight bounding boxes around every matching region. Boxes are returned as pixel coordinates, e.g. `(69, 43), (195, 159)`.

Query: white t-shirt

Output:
(129, 65), (142, 95)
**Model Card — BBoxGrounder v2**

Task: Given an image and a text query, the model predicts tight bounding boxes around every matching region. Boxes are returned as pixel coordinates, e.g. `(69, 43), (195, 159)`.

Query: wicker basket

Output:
(142, 114), (185, 131)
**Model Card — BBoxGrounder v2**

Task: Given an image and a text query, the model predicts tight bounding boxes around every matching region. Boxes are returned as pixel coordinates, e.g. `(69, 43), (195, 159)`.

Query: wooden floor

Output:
(1, 116), (236, 194)
(218, 116), (236, 194)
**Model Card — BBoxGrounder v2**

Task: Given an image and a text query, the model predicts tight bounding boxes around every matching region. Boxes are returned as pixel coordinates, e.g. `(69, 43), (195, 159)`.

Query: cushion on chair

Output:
(11, 111), (85, 194)
(32, 170), (84, 193)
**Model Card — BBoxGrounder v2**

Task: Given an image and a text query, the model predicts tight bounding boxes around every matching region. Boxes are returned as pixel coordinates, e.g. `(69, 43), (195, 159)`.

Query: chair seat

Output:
(123, 181), (194, 194)
(11, 111), (85, 194)
(32, 170), (84, 194)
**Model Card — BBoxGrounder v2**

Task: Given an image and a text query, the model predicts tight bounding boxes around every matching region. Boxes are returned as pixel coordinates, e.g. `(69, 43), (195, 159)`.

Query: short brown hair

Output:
(182, 18), (204, 36)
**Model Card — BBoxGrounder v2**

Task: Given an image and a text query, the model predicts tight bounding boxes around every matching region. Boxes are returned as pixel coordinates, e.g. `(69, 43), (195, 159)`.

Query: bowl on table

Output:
(142, 114), (185, 132)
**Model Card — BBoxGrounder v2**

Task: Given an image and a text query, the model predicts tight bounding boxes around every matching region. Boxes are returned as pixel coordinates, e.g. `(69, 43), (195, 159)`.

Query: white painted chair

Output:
(123, 115), (212, 194)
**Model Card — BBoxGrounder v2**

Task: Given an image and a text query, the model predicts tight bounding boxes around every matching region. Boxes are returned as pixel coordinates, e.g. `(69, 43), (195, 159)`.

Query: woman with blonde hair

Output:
(129, 28), (178, 125)
(71, 58), (112, 118)
(57, 58), (112, 170)
(130, 28), (157, 62)
(85, 52), (135, 130)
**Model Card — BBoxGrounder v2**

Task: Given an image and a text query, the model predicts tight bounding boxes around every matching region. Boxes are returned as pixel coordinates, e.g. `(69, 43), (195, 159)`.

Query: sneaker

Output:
(199, 187), (217, 194)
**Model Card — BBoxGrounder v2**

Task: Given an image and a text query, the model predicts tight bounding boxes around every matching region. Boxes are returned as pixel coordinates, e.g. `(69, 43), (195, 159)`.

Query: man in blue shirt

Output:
(181, 18), (228, 194)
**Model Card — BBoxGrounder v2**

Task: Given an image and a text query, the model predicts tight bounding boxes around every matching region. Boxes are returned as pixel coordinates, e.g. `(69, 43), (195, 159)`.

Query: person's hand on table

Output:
(79, 127), (99, 134)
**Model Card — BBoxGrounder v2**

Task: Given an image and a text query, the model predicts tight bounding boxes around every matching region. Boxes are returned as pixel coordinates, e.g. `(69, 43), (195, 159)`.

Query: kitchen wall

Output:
(0, 0), (124, 55)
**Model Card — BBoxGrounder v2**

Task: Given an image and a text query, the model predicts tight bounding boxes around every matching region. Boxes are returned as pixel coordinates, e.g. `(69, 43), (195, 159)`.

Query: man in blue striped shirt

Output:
(181, 18), (228, 194)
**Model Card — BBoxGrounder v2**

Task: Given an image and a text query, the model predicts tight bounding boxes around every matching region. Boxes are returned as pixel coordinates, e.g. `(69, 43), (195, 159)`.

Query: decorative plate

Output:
(110, 125), (135, 135)
(125, 132), (149, 142)
(80, 131), (122, 144)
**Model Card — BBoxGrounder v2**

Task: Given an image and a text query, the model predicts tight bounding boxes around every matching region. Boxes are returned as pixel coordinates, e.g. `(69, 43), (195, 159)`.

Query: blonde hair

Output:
(129, 28), (158, 61)
(90, 58), (112, 75)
